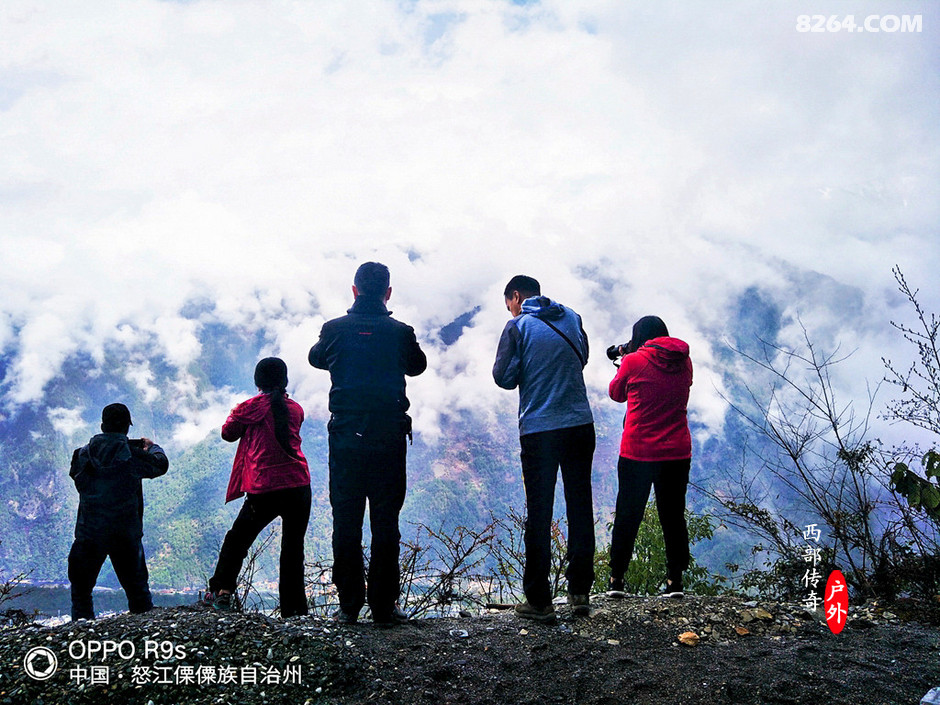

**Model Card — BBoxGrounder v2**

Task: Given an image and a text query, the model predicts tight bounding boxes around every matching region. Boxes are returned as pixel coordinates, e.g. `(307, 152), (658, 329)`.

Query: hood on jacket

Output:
(85, 432), (133, 471)
(638, 336), (690, 372)
(521, 296), (567, 321)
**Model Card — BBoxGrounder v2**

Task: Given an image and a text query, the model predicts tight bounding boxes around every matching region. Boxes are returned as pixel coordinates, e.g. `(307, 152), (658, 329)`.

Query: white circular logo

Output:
(23, 646), (58, 681)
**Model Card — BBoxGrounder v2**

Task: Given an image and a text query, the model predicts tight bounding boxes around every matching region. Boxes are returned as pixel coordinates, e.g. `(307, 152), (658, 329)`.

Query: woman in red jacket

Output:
(204, 357), (312, 616)
(607, 316), (693, 598)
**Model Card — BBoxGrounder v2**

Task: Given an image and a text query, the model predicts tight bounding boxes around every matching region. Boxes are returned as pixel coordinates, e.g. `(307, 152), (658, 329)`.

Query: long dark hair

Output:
(626, 315), (669, 353)
(254, 357), (298, 459)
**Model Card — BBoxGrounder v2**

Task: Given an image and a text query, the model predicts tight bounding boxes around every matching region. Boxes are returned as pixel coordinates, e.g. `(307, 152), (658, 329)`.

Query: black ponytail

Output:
(267, 388), (299, 459)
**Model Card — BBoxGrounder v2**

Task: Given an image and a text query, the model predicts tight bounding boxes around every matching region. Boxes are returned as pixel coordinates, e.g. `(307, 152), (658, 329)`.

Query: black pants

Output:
(329, 432), (407, 619)
(519, 423), (596, 608)
(609, 457), (691, 583)
(68, 532), (153, 620)
(209, 484), (311, 617)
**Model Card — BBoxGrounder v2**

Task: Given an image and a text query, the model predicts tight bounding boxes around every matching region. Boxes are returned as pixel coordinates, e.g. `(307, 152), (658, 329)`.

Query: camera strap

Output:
(534, 317), (587, 368)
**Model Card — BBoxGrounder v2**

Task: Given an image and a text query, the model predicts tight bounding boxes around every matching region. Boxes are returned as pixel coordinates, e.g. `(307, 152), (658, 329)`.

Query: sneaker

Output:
(201, 590), (239, 611)
(214, 592), (240, 611)
(606, 577), (626, 599)
(332, 607), (359, 625)
(661, 579), (684, 599)
(372, 603), (409, 627)
(568, 594), (590, 616)
(514, 601), (557, 624)
(198, 590), (216, 609)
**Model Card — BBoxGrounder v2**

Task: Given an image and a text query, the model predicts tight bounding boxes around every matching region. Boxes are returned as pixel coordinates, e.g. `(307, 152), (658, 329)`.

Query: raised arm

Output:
(221, 413), (247, 443)
(131, 440), (169, 479)
(608, 358), (630, 403)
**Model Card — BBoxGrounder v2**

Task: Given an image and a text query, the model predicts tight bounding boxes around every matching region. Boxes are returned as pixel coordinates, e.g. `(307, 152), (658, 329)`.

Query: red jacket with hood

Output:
(222, 393), (310, 502)
(608, 336), (692, 461)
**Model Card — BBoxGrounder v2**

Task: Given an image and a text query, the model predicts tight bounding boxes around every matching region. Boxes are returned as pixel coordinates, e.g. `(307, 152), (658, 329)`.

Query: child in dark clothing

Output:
(68, 403), (169, 620)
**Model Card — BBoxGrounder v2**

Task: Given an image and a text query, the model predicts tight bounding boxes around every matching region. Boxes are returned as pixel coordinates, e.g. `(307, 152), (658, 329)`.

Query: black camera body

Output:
(606, 342), (634, 361)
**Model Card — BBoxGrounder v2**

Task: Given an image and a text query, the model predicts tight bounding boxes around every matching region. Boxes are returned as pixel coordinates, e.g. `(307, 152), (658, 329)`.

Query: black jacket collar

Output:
(348, 297), (392, 316)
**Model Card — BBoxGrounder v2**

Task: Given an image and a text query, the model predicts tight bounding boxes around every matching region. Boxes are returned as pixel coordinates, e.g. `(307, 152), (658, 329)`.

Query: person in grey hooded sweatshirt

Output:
(493, 275), (596, 623)
(68, 403), (168, 620)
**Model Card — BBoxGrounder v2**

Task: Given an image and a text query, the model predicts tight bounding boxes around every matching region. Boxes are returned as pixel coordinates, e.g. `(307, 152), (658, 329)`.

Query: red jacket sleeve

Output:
(221, 414), (246, 442)
(608, 357), (632, 403)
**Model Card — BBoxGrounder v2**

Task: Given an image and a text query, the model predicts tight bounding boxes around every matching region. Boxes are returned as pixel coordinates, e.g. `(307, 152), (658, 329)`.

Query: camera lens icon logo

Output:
(24, 646), (58, 681)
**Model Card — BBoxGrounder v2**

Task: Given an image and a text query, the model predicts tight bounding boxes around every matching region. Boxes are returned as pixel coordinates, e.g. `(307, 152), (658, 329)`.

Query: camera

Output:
(606, 342), (632, 361)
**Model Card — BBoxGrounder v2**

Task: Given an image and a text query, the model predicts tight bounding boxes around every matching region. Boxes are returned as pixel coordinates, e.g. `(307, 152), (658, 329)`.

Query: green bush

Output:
(890, 450), (940, 524)
(593, 503), (720, 595)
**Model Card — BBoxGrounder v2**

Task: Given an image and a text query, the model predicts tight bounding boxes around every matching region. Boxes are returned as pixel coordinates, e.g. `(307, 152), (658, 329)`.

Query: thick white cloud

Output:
(0, 0), (937, 445)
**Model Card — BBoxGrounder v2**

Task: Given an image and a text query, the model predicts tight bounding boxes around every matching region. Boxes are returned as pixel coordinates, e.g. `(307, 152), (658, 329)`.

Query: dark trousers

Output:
(609, 457), (691, 582)
(519, 423), (596, 608)
(68, 533), (153, 620)
(329, 432), (407, 619)
(209, 484), (311, 617)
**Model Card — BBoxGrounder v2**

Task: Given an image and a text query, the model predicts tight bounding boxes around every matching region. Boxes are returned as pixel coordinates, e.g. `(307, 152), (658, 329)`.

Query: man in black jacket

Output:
(68, 403), (169, 620)
(309, 262), (427, 626)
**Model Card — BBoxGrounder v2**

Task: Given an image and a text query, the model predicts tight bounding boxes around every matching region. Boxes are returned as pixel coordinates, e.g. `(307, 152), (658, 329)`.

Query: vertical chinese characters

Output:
(801, 523), (823, 611)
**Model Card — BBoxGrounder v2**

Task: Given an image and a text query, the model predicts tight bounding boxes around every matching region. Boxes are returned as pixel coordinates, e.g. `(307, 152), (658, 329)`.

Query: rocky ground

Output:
(1, 593), (938, 705)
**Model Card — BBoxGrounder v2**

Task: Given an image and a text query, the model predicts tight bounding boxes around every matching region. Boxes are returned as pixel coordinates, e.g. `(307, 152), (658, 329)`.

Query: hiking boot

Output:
(606, 577), (626, 599)
(332, 607), (359, 625)
(514, 601), (557, 624)
(372, 604), (409, 628)
(661, 579), (684, 599)
(568, 594), (590, 616)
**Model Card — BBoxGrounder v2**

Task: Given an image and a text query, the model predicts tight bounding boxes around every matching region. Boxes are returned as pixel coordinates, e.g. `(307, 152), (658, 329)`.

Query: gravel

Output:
(2, 595), (938, 704)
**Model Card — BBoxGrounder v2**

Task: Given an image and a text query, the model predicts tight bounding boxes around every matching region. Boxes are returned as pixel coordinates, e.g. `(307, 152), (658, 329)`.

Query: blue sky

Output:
(0, 0), (937, 445)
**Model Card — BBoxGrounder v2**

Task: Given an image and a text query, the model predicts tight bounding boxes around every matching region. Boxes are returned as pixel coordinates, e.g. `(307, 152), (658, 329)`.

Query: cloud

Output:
(0, 0), (937, 446)
(47, 406), (86, 437)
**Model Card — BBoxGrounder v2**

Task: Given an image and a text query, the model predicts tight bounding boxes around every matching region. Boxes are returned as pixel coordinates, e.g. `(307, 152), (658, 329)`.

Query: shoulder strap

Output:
(533, 316), (586, 368)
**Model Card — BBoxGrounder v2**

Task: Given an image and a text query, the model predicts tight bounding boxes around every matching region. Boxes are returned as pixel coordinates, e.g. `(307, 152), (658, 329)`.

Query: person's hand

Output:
(139, 437), (153, 451)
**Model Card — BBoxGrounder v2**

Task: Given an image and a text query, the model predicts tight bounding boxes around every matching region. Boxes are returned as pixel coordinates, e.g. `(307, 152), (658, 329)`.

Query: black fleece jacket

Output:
(70, 433), (168, 540)
(308, 296), (426, 425)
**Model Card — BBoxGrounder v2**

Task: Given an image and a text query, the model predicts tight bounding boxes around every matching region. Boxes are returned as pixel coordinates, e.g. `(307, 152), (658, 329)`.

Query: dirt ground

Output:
(2, 593), (939, 705)
(329, 594), (940, 705)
